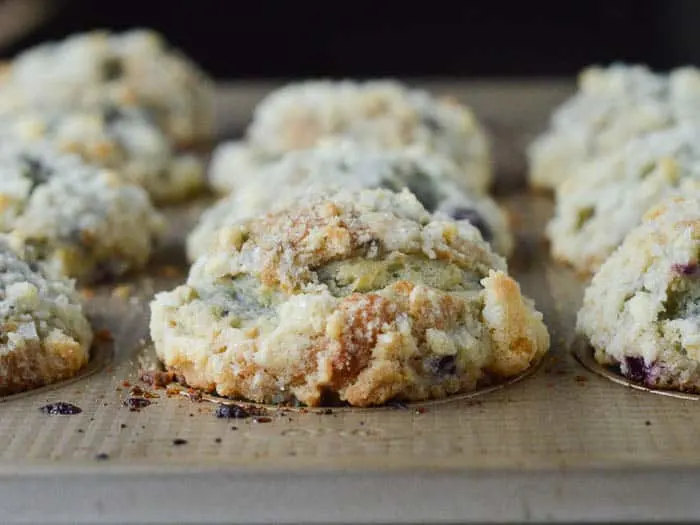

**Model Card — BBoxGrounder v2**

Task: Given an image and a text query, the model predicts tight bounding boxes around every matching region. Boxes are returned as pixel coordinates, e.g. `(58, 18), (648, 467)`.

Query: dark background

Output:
(3, 0), (700, 80)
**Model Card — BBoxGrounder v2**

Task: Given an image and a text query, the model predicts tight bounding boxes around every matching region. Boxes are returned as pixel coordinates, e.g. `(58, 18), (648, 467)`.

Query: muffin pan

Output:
(3, 81), (700, 525)
(172, 353), (548, 414)
(572, 337), (700, 401)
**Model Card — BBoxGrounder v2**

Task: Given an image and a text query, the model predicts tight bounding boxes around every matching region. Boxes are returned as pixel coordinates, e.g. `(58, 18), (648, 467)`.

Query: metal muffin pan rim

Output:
(572, 336), (700, 401)
(180, 352), (548, 412)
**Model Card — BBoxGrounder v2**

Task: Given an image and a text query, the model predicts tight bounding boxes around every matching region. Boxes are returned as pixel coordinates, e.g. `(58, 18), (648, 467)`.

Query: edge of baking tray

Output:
(2, 464), (700, 523)
(1, 443), (698, 476)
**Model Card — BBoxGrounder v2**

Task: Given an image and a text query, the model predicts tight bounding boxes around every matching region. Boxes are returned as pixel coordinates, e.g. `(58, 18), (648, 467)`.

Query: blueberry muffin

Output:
(207, 140), (274, 195)
(210, 80), (491, 194)
(578, 193), (700, 392)
(152, 188), (548, 407)
(0, 141), (165, 283)
(0, 238), (93, 395)
(191, 141), (512, 261)
(528, 64), (700, 190)
(0, 106), (204, 203)
(0, 29), (214, 147)
(547, 124), (700, 274)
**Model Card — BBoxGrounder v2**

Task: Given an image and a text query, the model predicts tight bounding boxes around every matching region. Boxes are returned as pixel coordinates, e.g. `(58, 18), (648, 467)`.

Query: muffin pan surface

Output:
(3, 81), (700, 524)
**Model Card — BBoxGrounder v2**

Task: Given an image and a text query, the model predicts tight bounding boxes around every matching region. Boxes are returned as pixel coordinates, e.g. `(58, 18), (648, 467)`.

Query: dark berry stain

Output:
(101, 57), (124, 81)
(425, 355), (458, 376)
(318, 389), (345, 407)
(252, 417), (272, 423)
(39, 402), (82, 415)
(623, 356), (647, 383)
(215, 404), (250, 419)
(215, 403), (269, 419)
(124, 397), (151, 411)
(450, 208), (492, 241)
(91, 260), (128, 283)
(672, 262), (699, 276)
(422, 115), (443, 132)
(21, 155), (53, 193)
(102, 106), (124, 125)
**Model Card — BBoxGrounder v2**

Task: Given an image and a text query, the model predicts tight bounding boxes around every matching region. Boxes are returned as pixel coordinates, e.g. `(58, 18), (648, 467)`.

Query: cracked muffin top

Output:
(0, 29), (214, 147)
(190, 141), (512, 261)
(152, 188), (548, 406)
(235, 79), (492, 192)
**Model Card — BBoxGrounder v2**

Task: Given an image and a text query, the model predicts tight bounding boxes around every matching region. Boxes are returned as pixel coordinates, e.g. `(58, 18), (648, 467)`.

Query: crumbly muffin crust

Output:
(0, 106), (204, 203)
(0, 140), (165, 282)
(0, 29), (214, 147)
(578, 193), (700, 392)
(153, 188), (548, 407)
(191, 141), (512, 261)
(0, 239), (93, 395)
(547, 124), (700, 273)
(528, 64), (700, 190)
(210, 80), (491, 193)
